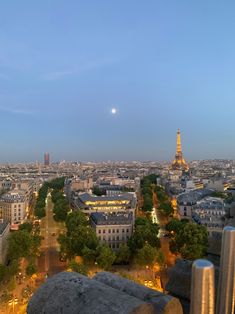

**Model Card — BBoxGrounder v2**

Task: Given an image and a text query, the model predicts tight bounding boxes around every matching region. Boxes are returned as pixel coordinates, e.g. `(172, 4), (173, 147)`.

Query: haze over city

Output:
(1, 1), (235, 162)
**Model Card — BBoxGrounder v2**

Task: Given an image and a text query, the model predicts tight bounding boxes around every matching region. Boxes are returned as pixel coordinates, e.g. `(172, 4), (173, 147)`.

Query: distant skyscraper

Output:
(172, 129), (188, 170)
(44, 153), (50, 166)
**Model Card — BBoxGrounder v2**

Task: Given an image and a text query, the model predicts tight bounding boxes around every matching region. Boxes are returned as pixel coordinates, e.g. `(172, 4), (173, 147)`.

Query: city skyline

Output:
(1, 1), (235, 162)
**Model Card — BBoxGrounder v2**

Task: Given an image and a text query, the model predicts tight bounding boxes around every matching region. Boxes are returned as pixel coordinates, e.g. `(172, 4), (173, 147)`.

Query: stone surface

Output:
(27, 272), (154, 314)
(166, 259), (192, 300)
(94, 272), (183, 314)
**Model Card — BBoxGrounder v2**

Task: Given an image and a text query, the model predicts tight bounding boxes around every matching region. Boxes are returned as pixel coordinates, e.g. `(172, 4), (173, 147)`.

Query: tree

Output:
(82, 246), (97, 266)
(8, 259), (19, 277)
(142, 194), (153, 211)
(159, 202), (173, 216)
(156, 251), (165, 268)
(30, 234), (42, 257)
(48, 177), (65, 190)
(92, 186), (103, 196)
(70, 226), (99, 255)
(34, 206), (46, 219)
(68, 260), (88, 276)
(135, 217), (150, 226)
(26, 262), (37, 276)
(7, 230), (32, 260)
(169, 223), (208, 260)
(51, 189), (63, 203)
(96, 245), (116, 270)
(166, 218), (186, 234)
(0, 264), (6, 282)
(156, 190), (168, 203)
(57, 234), (72, 259)
(128, 221), (160, 253)
(135, 244), (157, 267)
(115, 244), (131, 264)
(53, 204), (68, 221)
(19, 222), (33, 233)
(66, 211), (88, 234)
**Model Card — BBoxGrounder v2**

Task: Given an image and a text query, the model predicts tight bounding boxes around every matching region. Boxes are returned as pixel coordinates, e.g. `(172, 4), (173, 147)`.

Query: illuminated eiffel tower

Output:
(172, 129), (188, 170)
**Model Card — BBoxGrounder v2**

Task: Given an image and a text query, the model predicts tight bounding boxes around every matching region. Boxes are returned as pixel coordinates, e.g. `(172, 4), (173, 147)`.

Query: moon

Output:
(111, 107), (117, 115)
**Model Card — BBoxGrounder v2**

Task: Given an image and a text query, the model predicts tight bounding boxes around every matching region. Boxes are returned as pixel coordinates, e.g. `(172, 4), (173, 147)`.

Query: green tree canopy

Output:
(142, 194), (153, 211)
(135, 243), (157, 267)
(26, 262), (37, 276)
(92, 186), (104, 196)
(7, 230), (32, 260)
(66, 211), (88, 234)
(68, 260), (88, 276)
(96, 245), (116, 270)
(115, 244), (131, 264)
(169, 222), (208, 260)
(81, 246), (97, 266)
(128, 221), (160, 253)
(158, 202), (173, 216)
(165, 218), (188, 234)
(19, 222), (33, 233)
(48, 177), (65, 190)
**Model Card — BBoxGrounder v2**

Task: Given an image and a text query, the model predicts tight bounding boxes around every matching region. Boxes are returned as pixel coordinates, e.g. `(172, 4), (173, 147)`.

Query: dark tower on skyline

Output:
(172, 129), (188, 170)
(44, 152), (50, 166)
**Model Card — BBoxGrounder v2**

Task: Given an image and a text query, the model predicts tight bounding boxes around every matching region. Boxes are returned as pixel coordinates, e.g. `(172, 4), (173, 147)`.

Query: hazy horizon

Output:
(1, 1), (235, 162)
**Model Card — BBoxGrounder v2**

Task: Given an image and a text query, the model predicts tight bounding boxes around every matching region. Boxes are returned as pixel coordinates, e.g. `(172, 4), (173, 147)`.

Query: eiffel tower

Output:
(172, 129), (188, 170)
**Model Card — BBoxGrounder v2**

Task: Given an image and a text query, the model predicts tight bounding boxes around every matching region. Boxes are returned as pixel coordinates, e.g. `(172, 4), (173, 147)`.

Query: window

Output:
(116, 236), (119, 241)
(112, 229), (115, 233)
(112, 244), (115, 249)
(103, 230), (105, 234)
(122, 229), (125, 233)
(116, 229), (119, 233)
(98, 230), (101, 234)
(116, 243), (119, 249)
(108, 229), (111, 233)
(127, 229), (129, 233)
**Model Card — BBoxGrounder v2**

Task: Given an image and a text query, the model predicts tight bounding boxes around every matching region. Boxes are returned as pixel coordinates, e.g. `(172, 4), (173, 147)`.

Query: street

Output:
(37, 193), (67, 276)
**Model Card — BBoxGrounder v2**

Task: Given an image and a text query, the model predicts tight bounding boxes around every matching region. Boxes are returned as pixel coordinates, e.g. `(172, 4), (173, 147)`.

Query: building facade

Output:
(90, 212), (134, 250)
(44, 153), (50, 166)
(0, 192), (27, 227)
(0, 219), (10, 264)
(72, 192), (136, 216)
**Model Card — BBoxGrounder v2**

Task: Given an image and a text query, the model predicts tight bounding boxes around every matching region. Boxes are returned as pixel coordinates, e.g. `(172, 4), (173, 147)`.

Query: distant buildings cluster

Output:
(65, 176), (137, 250)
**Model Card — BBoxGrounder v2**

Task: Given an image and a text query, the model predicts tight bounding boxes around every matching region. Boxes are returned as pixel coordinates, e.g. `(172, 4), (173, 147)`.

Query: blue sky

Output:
(1, 1), (235, 162)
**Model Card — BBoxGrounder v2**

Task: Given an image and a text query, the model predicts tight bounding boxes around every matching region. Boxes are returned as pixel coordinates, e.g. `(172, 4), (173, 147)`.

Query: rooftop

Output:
(177, 189), (214, 204)
(79, 192), (135, 203)
(1, 192), (25, 202)
(90, 212), (133, 225)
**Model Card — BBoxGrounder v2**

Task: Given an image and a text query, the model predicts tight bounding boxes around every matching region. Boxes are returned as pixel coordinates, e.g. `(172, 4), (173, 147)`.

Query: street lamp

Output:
(8, 297), (18, 313)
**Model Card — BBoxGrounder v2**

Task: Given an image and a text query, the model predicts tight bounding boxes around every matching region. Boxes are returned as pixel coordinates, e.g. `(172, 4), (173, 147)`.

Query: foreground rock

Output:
(94, 272), (183, 314)
(27, 272), (154, 314)
(27, 272), (183, 314)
